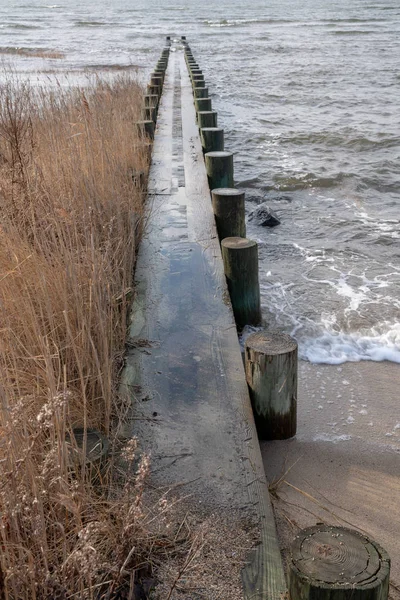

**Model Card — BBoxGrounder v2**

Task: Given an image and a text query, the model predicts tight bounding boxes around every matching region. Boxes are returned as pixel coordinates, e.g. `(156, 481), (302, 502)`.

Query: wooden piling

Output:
(194, 87), (208, 98)
(289, 525), (390, 600)
(195, 97), (212, 113)
(136, 120), (154, 141)
(245, 331), (297, 440)
(212, 188), (246, 241)
(200, 127), (224, 153)
(198, 111), (217, 129)
(151, 75), (163, 89)
(147, 84), (161, 97)
(221, 237), (261, 329)
(204, 150), (233, 189)
(192, 78), (205, 88)
(142, 106), (157, 124)
(145, 94), (159, 109)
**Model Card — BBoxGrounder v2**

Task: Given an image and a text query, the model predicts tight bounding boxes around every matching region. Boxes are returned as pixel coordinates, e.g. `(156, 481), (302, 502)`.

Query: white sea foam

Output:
(300, 323), (400, 364)
(313, 433), (352, 443)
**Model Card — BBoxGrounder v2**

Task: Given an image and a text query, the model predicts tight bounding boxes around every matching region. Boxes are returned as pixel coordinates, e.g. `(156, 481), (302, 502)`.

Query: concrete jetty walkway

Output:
(121, 42), (286, 599)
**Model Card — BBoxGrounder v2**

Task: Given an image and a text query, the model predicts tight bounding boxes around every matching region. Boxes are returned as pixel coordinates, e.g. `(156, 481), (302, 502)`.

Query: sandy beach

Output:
(262, 360), (400, 596)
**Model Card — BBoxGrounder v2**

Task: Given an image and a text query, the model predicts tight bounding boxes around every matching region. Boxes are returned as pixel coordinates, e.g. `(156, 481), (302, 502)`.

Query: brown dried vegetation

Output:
(0, 73), (159, 598)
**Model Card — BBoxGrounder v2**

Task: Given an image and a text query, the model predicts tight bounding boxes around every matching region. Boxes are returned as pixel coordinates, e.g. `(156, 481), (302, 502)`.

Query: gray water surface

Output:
(2, 0), (399, 363)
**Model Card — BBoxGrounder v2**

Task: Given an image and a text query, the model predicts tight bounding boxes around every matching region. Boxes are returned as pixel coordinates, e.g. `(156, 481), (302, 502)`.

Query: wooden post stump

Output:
(147, 84), (161, 97)
(289, 525), (390, 600)
(195, 97), (212, 113)
(192, 78), (205, 89)
(212, 188), (245, 241)
(145, 94), (159, 109)
(136, 120), (154, 140)
(194, 87), (208, 98)
(205, 150), (233, 189)
(221, 237), (261, 328)
(198, 110), (217, 129)
(153, 70), (165, 81)
(151, 75), (163, 89)
(245, 331), (297, 439)
(142, 106), (157, 124)
(200, 127), (224, 153)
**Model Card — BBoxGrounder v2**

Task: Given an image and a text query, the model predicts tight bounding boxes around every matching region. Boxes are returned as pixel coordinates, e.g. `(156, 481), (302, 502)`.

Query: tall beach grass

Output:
(0, 72), (155, 598)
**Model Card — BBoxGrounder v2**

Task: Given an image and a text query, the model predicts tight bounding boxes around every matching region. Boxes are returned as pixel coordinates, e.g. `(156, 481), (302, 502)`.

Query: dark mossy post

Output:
(221, 237), (261, 328)
(289, 525), (390, 600)
(196, 97), (212, 113)
(136, 119), (154, 141)
(151, 75), (163, 89)
(205, 150), (233, 189)
(194, 87), (208, 98)
(145, 94), (158, 109)
(191, 69), (203, 78)
(200, 127), (224, 153)
(148, 84), (161, 98)
(152, 70), (165, 82)
(142, 106), (157, 124)
(212, 188), (246, 241)
(193, 79), (205, 89)
(245, 331), (297, 440)
(198, 110), (217, 129)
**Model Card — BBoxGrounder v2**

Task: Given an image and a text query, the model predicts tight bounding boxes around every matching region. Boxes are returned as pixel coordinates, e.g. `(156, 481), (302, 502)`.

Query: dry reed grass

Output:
(0, 48), (65, 59)
(0, 71), (163, 598)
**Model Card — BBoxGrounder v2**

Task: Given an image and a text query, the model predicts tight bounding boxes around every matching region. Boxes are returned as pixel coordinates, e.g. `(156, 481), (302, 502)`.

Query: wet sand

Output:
(261, 360), (400, 596)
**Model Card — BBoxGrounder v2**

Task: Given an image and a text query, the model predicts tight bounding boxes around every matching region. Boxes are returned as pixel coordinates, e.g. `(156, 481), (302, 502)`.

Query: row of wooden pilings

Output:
(183, 38), (298, 441)
(184, 37), (393, 600)
(182, 36), (391, 600)
(136, 44), (171, 143)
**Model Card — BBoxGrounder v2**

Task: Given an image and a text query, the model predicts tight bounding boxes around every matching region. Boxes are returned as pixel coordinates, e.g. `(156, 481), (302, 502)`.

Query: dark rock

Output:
(248, 202), (281, 227)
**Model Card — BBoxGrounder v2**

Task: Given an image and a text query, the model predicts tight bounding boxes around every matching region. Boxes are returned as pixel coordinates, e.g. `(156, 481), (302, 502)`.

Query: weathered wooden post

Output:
(192, 79), (205, 90)
(150, 75), (163, 89)
(211, 188), (246, 241)
(194, 87), (208, 98)
(152, 70), (165, 81)
(221, 237), (261, 328)
(145, 94), (159, 109)
(204, 150), (233, 189)
(245, 331), (297, 439)
(190, 69), (203, 78)
(147, 84), (161, 97)
(142, 106), (157, 124)
(289, 525), (390, 600)
(200, 127), (224, 153)
(192, 79), (205, 88)
(198, 111), (217, 129)
(195, 97), (212, 113)
(136, 120), (155, 140)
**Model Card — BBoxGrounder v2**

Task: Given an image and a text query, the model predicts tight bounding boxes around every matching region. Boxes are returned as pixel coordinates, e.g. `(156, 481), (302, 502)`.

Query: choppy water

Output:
(2, 0), (399, 364)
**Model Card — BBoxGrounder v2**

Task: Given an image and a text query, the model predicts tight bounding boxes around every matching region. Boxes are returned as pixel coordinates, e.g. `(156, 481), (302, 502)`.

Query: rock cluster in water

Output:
(248, 202), (281, 227)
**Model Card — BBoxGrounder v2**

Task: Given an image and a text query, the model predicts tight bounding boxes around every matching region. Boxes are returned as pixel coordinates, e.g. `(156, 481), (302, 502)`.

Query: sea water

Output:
(1, 0), (399, 364)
